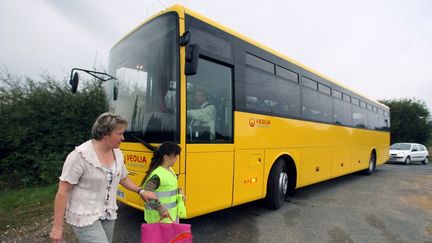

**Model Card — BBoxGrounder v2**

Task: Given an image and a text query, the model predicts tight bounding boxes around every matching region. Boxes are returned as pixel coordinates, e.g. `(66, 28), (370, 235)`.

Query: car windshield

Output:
(106, 13), (179, 143)
(390, 143), (411, 150)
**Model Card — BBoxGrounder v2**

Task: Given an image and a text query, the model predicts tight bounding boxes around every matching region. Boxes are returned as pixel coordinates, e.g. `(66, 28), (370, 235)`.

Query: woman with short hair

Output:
(50, 112), (157, 243)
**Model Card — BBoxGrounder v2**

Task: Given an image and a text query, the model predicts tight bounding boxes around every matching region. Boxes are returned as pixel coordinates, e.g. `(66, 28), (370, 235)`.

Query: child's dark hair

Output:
(143, 141), (181, 183)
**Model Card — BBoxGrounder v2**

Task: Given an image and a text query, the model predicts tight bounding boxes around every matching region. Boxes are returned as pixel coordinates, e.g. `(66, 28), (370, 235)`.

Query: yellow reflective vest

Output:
(144, 166), (186, 223)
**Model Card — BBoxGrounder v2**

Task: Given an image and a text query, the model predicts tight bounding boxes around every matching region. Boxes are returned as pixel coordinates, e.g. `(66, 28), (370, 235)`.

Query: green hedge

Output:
(0, 71), (108, 189)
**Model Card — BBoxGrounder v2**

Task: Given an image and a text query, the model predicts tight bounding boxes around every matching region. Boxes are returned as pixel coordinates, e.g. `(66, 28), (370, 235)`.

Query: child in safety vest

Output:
(141, 141), (186, 223)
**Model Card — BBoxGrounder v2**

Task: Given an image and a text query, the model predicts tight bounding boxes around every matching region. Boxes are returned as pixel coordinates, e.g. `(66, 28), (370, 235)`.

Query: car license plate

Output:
(116, 190), (125, 198)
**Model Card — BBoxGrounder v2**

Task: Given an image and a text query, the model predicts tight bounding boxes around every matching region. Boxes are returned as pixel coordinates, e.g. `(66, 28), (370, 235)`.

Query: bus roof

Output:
(112, 4), (389, 110)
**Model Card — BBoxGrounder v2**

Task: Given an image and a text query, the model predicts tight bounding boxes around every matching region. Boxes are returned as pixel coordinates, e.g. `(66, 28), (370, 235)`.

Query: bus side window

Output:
(186, 58), (233, 143)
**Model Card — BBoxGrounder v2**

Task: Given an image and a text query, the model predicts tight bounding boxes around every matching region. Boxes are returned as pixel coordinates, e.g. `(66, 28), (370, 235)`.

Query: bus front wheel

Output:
(265, 159), (288, 209)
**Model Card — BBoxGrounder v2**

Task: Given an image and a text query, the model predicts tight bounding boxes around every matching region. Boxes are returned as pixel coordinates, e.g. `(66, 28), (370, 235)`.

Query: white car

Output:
(389, 143), (429, 165)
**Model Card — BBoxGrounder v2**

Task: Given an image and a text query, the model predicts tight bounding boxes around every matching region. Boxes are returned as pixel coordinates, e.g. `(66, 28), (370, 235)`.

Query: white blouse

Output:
(59, 140), (128, 227)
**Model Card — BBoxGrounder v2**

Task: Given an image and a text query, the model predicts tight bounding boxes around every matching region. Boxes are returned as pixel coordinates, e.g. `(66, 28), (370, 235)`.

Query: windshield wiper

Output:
(124, 131), (155, 151)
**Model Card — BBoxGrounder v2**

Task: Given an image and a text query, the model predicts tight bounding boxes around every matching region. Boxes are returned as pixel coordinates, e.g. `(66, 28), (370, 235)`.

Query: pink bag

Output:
(141, 222), (192, 243)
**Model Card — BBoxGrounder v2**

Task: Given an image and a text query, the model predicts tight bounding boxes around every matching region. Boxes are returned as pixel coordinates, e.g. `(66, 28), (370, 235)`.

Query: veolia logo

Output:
(249, 118), (256, 127)
(124, 154), (148, 164)
(249, 117), (271, 128)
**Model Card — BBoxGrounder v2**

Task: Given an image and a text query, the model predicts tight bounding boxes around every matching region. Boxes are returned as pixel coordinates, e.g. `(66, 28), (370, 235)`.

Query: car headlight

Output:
(396, 152), (405, 157)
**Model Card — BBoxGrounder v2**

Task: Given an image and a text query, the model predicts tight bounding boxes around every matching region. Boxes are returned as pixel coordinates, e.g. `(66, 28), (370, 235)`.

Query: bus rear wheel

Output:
(364, 152), (376, 175)
(265, 159), (288, 209)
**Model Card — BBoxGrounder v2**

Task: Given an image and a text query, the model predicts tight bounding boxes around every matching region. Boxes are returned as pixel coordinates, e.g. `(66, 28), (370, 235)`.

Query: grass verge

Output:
(0, 184), (57, 232)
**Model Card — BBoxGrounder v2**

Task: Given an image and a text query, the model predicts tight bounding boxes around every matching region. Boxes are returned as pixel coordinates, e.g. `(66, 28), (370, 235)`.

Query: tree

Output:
(0, 68), (108, 189)
(380, 98), (432, 145)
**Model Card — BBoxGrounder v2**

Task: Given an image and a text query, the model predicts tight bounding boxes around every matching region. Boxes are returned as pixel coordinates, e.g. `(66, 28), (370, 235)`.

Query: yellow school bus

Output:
(109, 5), (390, 218)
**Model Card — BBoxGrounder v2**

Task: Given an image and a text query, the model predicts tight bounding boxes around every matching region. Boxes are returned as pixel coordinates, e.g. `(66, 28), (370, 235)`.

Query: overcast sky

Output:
(1, 0), (431, 110)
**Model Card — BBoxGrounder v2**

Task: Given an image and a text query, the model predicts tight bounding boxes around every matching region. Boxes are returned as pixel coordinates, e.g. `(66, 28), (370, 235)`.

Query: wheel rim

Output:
(406, 157), (410, 164)
(279, 172), (288, 197)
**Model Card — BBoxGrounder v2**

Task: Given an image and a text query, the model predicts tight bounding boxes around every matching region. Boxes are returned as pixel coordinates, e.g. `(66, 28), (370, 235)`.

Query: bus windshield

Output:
(107, 13), (179, 143)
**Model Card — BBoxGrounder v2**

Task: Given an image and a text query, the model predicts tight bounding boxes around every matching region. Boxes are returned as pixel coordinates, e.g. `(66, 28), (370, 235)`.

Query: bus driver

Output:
(187, 88), (216, 140)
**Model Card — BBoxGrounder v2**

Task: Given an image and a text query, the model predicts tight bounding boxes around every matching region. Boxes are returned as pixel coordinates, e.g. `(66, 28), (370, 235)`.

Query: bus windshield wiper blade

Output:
(125, 132), (155, 151)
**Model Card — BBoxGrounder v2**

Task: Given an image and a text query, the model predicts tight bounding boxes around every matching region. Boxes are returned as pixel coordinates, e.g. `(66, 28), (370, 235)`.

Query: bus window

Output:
(302, 77), (318, 90)
(342, 93), (351, 103)
(190, 26), (232, 60)
(246, 53), (274, 74)
(333, 98), (352, 125)
(352, 105), (367, 128)
(368, 110), (379, 130)
(318, 83), (331, 95)
(333, 90), (342, 99)
(276, 65), (299, 83)
(246, 96), (258, 110)
(302, 87), (332, 123)
(351, 97), (360, 106)
(243, 62), (276, 113)
(186, 58), (233, 143)
(275, 76), (301, 117)
(242, 56), (301, 118)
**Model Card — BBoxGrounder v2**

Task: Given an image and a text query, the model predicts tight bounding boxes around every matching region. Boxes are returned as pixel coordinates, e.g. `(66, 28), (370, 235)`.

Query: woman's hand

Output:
(139, 190), (157, 203)
(50, 226), (63, 243)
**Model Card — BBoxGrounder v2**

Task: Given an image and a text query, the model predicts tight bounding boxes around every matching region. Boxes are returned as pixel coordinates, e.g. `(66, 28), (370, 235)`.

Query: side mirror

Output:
(70, 72), (79, 93)
(185, 44), (200, 75)
(69, 68), (116, 93)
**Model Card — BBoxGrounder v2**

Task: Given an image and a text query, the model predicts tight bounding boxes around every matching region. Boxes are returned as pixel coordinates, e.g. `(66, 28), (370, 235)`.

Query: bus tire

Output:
(364, 151), (376, 175)
(265, 159), (288, 209)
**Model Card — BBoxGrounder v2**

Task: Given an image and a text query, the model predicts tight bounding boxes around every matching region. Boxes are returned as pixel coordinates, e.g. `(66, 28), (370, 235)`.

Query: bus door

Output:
(184, 57), (234, 217)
